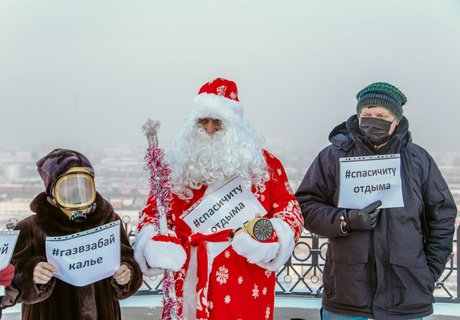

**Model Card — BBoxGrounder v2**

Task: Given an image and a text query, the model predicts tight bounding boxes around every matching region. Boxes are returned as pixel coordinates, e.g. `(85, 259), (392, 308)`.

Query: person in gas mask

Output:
(9, 148), (143, 320)
(295, 82), (457, 320)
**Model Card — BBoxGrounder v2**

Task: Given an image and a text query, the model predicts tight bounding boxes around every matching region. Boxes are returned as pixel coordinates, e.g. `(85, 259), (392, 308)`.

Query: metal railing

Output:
(120, 216), (460, 303)
(4, 216), (458, 302)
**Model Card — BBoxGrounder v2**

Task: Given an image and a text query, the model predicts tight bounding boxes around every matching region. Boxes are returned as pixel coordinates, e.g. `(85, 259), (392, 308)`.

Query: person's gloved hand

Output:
(144, 233), (187, 272)
(135, 225), (186, 277)
(232, 218), (295, 271)
(232, 231), (280, 265)
(0, 264), (15, 286)
(344, 200), (382, 231)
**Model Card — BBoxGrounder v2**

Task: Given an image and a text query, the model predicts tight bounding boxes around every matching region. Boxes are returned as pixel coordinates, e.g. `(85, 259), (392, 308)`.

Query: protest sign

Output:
(338, 154), (404, 209)
(46, 220), (120, 287)
(181, 176), (267, 235)
(0, 230), (20, 296)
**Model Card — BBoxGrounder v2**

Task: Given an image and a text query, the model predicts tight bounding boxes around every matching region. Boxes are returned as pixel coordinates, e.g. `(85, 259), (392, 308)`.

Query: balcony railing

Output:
(119, 216), (460, 303)
(4, 216), (458, 303)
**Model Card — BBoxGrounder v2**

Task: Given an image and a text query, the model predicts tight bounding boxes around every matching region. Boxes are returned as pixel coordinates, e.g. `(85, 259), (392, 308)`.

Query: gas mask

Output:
(231, 218), (274, 242)
(52, 167), (97, 223)
(359, 117), (394, 146)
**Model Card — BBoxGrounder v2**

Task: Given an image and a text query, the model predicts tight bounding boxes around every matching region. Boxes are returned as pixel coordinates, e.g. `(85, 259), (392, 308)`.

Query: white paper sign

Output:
(0, 230), (20, 270)
(338, 154), (404, 209)
(46, 220), (121, 287)
(181, 176), (267, 235)
(0, 230), (20, 296)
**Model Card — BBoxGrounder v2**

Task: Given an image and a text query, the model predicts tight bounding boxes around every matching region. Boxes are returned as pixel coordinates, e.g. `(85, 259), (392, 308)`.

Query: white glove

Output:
(232, 231), (280, 265)
(135, 225), (187, 277)
(232, 218), (295, 271)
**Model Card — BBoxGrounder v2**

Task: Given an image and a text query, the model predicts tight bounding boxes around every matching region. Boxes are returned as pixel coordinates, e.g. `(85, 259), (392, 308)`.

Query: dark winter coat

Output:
(11, 192), (143, 320)
(295, 116), (457, 320)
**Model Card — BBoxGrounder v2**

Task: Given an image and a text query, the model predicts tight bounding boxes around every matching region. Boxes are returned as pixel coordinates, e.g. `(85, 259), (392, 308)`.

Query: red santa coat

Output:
(137, 150), (303, 320)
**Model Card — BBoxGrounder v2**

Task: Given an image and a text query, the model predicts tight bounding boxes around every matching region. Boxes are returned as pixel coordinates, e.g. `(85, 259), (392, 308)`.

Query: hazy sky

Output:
(1, 0), (460, 156)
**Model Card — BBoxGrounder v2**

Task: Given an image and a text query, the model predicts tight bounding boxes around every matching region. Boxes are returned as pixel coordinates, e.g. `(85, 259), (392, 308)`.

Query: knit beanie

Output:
(37, 148), (93, 195)
(356, 82), (407, 122)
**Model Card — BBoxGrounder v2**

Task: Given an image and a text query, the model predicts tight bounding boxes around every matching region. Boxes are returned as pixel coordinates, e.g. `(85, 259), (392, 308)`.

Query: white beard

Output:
(167, 119), (269, 200)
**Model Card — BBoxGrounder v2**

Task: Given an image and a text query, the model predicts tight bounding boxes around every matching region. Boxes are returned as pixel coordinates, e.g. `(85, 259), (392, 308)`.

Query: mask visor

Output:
(54, 173), (96, 210)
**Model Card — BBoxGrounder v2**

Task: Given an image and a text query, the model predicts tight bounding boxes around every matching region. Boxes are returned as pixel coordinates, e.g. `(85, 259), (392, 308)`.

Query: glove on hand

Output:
(144, 234), (187, 272)
(232, 231), (280, 265)
(135, 225), (186, 277)
(232, 218), (295, 272)
(0, 264), (15, 286)
(345, 200), (382, 231)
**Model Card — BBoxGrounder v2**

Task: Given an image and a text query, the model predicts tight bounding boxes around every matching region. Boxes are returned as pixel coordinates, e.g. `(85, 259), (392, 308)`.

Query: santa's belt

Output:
(179, 229), (232, 318)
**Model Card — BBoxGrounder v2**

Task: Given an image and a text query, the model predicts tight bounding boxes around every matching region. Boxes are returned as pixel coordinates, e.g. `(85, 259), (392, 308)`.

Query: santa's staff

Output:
(142, 119), (180, 320)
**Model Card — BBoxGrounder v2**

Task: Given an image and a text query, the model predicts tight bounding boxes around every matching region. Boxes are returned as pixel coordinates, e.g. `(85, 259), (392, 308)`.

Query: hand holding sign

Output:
(345, 200), (382, 231)
(0, 230), (20, 296)
(232, 231), (279, 265)
(113, 264), (131, 286)
(232, 217), (279, 266)
(0, 264), (14, 286)
(33, 262), (56, 285)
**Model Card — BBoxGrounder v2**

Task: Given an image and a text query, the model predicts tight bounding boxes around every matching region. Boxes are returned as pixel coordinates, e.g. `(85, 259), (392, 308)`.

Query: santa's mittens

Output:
(135, 225), (186, 276)
(257, 218), (295, 271)
(135, 225), (162, 276)
(144, 234), (186, 272)
(232, 230), (280, 265)
(0, 263), (15, 286)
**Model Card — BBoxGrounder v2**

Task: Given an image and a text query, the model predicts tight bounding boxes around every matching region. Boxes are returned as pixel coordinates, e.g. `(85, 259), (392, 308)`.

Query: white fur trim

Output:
(134, 225), (163, 277)
(182, 246), (198, 320)
(191, 93), (243, 122)
(144, 238), (187, 272)
(232, 231), (280, 265)
(258, 218), (295, 271)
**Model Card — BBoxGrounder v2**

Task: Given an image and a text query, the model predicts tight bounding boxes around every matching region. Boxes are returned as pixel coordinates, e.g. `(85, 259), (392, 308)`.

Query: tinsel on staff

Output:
(142, 119), (180, 320)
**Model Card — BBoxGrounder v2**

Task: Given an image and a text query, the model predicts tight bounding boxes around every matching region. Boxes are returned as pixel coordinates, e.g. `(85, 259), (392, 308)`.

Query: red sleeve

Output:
(137, 193), (175, 233)
(264, 151), (304, 241)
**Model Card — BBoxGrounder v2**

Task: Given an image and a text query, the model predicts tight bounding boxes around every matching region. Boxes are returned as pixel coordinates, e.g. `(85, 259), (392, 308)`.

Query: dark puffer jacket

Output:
(11, 192), (143, 320)
(295, 115), (457, 319)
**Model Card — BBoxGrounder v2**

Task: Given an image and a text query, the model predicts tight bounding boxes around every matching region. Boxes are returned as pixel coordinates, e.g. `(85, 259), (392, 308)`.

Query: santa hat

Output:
(190, 78), (243, 123)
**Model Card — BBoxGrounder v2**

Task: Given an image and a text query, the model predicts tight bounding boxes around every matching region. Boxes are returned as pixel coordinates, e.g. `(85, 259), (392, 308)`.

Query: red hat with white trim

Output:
(190, 78), (243, 122)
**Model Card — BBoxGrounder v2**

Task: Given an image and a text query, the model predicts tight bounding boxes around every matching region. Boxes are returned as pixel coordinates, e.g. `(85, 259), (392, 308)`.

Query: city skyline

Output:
(1, 0), (460, 155)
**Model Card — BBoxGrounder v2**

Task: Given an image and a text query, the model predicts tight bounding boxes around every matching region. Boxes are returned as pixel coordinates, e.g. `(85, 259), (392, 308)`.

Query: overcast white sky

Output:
(1, 0), (459, 155)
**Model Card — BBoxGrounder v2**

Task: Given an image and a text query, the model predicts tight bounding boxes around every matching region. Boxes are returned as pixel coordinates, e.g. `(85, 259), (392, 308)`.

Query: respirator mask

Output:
(52, 167), (96, 223)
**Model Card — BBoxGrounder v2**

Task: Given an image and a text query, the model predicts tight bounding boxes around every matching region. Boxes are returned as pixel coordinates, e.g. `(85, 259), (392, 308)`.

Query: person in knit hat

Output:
(8, 148), (143, 320)
(296, 82), (456, 319)
(135, 78), (304, 320)
(355, 82), (408, 147)
(356, 82), (407, 122)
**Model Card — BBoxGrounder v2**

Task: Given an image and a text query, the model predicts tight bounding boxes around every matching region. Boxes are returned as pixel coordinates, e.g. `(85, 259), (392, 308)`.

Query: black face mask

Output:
(359, 117), (393, 146)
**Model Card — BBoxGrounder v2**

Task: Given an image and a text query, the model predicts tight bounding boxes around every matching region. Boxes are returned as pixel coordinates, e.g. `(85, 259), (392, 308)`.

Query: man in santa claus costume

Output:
(135, 78), (303, 320)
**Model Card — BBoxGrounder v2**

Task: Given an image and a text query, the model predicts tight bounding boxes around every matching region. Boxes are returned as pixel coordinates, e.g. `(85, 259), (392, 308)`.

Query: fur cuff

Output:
(258, 218), (295, 271)
(144, 238), (186, 272)
(232, 231), (280, 265)
(134, 225), (162, 277)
